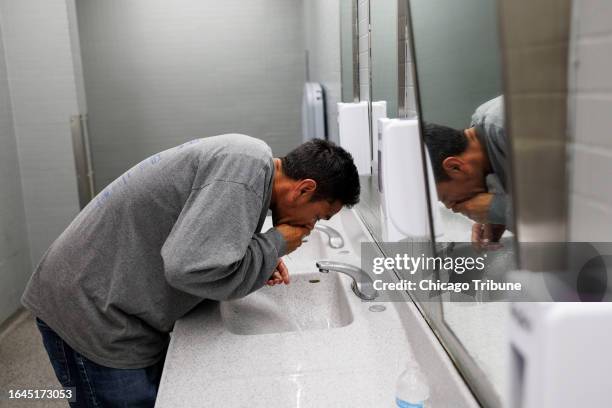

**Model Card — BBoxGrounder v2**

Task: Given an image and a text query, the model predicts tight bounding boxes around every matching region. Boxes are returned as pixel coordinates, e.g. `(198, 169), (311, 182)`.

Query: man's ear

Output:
(441, 157), (465, 179)
(296, 179), (317, 197)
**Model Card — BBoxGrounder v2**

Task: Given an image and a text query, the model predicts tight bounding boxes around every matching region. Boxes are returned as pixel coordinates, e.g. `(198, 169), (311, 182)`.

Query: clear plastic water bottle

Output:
(395, 361), (430, 407)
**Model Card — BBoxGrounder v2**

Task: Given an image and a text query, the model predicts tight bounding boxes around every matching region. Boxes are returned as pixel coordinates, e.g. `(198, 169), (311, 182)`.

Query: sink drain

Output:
(309, 279), (320, 283)
(368, 305), (386, 312)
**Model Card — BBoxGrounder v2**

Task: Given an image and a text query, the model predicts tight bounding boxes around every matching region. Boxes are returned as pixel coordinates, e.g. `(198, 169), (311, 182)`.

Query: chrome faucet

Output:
(313, 225), (344, 249)
(315, 261), (378, 301)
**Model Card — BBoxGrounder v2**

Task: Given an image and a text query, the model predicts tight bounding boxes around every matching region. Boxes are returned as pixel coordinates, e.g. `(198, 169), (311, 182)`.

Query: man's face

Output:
(272, 197), (343, 230)
(434, 128), (490, 210)
(436, 164), (487, 209)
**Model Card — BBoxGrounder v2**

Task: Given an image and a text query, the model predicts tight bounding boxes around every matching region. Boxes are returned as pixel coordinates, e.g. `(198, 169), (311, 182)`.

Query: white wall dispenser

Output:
(508, 302), (612, 407)
(378, 118), (439, 241)
(337, 101), (371, 175)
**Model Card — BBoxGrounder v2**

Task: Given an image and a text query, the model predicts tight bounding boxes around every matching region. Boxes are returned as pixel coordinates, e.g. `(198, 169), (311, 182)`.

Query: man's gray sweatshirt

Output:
(22, 134), (286, 369)
(470, 95), (513, 228)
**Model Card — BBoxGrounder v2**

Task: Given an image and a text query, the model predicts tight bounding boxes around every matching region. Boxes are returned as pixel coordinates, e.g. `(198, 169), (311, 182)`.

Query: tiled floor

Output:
(0, 310), (65, 408)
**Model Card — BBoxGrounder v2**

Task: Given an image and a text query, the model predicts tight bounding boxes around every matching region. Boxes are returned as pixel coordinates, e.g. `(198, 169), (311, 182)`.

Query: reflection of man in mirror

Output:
(423, 95), (510, 245)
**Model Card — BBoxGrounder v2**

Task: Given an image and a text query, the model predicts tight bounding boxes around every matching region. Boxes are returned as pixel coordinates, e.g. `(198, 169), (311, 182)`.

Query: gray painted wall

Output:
(0, 17), (31, 323)
(340, 0), (354, 103)
(0, 0), (81, 275)
(410, 0), (502, 128)
(371, 0), (398, 117)
(75, 0), (306, 190)
(303, 0), (342, 144)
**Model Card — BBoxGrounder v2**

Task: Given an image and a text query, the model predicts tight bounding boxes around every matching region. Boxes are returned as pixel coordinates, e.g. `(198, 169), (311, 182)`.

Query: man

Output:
(23, 134), (360, 407)
(422, 96), (511, 244)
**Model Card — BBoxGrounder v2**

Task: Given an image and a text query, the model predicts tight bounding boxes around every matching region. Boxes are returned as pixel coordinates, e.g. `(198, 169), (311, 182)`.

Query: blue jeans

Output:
(36, 318), (165, 408)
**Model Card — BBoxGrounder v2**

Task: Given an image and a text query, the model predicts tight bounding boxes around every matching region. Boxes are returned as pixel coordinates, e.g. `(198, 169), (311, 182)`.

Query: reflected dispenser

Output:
(337, 101), (371, 175)
(378, 118), (440, 242)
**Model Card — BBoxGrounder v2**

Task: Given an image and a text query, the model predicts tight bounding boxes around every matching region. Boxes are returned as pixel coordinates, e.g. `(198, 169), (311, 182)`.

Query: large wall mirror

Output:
(409, 0), (516, 406)
(346, 0), (521, 406)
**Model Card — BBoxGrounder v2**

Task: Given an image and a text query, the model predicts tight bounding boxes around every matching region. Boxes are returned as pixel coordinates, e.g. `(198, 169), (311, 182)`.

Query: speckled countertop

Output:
(155, 209), (479, 408)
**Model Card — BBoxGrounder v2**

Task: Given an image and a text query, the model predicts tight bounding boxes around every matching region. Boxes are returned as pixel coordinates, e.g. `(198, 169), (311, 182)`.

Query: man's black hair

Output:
(281, 138), (360, 207)
(422, 123), (468, 182)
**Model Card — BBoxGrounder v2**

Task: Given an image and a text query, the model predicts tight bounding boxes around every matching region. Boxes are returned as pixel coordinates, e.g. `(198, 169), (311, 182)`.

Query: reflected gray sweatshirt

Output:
(22, 134), (286, 369)
(470, 96), (513, 229)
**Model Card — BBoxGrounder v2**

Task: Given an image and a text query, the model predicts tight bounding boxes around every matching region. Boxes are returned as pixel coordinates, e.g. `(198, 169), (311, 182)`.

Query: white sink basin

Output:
(220, 272), (353, 335)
